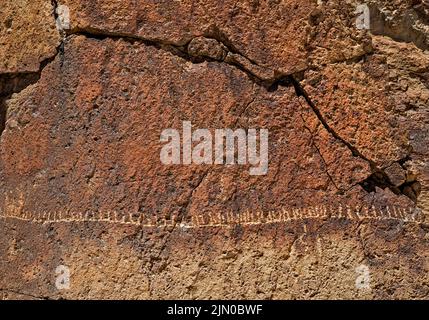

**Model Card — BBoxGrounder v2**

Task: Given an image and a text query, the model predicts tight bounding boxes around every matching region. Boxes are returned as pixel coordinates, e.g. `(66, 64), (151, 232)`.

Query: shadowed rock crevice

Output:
(360, 158), (422, 203)
(0, 0), (62, 139)
(287, 75), (422, 203)
(288, 76), (373, 161)
(67, 27), (287, 88)
(0, 99), (6, 136)
(0, 73), (41, 138)
(51, 0), (59, 22)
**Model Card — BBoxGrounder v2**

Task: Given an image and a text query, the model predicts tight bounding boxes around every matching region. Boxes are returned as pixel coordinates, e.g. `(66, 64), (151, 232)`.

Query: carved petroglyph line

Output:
(0, 205), (425, 229)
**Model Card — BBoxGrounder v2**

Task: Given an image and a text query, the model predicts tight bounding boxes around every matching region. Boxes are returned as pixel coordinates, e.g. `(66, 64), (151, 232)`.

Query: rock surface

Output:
(0, 0), (60, 74)
(0, 0), (428, 299)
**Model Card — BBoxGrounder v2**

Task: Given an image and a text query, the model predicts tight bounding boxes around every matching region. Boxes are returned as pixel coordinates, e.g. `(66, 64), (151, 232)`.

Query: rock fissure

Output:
(67, 27), (286, 88)
(288, 76), (421, 202)
(300, 112), (341, 192)
(0, 1), (64, 137)
(0, 21), (420, 203)
(0, 73), (47, 138)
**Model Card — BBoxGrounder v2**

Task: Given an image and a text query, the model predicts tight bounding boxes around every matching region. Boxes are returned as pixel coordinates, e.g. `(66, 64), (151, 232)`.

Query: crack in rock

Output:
(1, 17), (422, 203)
(0, 288), (50, 300)
(288, 76), (421, 203)
(0, 73), (44, 137)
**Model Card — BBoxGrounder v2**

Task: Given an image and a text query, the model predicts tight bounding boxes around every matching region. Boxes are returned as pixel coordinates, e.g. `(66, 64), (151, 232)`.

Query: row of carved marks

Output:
(0, 204), (424, 229)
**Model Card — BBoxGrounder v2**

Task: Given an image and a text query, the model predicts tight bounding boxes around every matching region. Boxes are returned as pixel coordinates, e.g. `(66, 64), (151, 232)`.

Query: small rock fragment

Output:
(187, 37), (227, 61)
(385, 162), (406, 186)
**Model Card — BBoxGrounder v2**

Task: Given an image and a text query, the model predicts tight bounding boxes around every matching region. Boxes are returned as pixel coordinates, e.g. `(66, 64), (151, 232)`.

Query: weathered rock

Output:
(0, 0), (428, 300)
(2, 218), (429, 299)
(0, 35), (381, 220)
(61, 0), (313, 75)
(368, 0), (429, 50)
(385, 163), (407, 187)
(0, 0), (60, 74)
(187, 37), (227, 61)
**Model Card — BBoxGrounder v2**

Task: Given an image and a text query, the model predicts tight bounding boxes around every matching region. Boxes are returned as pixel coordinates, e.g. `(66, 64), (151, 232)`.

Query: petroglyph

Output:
(0, 204), (424, 229)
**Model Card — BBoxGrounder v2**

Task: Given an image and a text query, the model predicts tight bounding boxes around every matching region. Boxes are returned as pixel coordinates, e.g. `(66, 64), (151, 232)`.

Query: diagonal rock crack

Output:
(0, 10), (420, 202)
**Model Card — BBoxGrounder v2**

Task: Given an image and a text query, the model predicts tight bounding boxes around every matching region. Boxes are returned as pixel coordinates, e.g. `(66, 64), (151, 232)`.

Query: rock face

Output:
(0, 0), (428, 299)
(0, 0), (60, 74)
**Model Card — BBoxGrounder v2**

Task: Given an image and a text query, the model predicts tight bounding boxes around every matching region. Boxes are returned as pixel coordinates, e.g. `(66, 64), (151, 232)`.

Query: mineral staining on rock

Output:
(0, 0), (428, 299)
(0, 0), (60, 74)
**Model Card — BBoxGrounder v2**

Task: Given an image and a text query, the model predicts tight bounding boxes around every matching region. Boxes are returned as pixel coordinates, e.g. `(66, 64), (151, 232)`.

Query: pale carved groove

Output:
(0, 204), (424, 229)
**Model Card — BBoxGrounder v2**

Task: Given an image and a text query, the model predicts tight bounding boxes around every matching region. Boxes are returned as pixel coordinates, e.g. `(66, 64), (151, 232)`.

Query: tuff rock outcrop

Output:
(0, 0), (428, 299)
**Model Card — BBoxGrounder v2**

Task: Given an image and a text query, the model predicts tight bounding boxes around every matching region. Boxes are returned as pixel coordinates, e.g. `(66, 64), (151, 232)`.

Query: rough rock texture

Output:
(368, 0), (429, 50)
(0, 0), (60, 74)
(0, 0), (428, 299)
(0, 0), (60, 166)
